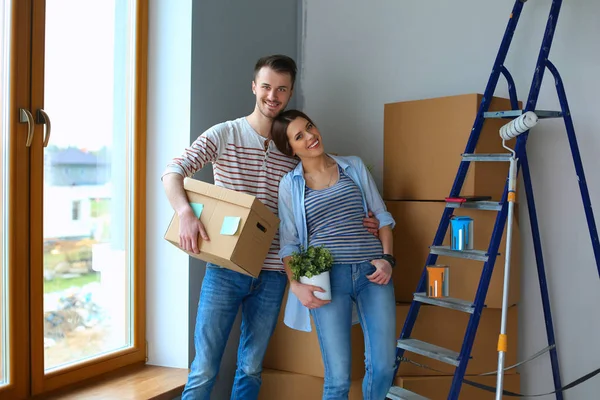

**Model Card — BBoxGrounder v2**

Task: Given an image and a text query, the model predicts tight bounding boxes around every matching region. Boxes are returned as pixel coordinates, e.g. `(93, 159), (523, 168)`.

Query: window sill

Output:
(39, 363), (188, 400)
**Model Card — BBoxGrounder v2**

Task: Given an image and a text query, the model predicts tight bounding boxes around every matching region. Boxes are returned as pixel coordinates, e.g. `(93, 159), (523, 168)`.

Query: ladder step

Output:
(483, 109), (562, 119)
(430, 245), (491, 261)
(387, 386), (430, 400)
(462, 153), (513, 162)
(397, 338), (460, 366)
(414, 292), (475, 313)
(446, 200), (502, 211)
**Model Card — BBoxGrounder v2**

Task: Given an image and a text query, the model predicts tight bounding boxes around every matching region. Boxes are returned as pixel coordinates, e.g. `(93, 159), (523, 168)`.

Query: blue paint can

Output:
(450, 216), (473, 251)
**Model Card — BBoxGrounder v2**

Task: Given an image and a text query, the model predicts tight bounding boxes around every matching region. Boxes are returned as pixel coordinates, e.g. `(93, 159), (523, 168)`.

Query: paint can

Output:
(450, 216), (474, 251)
(427, 265), (449, 298)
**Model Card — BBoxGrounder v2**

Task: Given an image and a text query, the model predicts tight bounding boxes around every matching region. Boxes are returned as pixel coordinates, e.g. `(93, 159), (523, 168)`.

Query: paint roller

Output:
(494, 110), (538, 400)
(499, 111), (539, 140)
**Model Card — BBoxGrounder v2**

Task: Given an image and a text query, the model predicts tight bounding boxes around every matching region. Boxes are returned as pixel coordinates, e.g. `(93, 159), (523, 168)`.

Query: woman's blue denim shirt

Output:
(278, 154), (396, 332)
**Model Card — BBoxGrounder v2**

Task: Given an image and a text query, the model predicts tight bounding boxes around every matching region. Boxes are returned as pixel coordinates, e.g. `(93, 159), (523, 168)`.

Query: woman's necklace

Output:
(307, 161), (337, 189)
(323, 166), (336, 188)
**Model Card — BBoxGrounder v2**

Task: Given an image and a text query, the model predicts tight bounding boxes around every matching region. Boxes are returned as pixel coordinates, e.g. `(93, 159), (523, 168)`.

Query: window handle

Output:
(18, 108), (35, 147)
(37, 109), (52, 147)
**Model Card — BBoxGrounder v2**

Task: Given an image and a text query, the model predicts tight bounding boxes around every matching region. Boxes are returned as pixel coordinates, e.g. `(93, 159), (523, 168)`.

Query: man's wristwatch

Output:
(381, 254), (396, 268)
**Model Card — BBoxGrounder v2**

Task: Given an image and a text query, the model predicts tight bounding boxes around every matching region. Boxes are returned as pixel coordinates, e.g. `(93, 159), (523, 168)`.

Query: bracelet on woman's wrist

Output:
(381, 253), (396, 268)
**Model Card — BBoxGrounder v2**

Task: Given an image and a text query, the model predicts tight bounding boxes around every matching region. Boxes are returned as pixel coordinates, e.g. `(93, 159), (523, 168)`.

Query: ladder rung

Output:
(387, 386), (430, 400)
(397, 338), (460, 366)
(446, 200), (502, 211)
(430, 245), (491, 261)
(414, 292), (475, 313)
(462, 153), (513, 162)
(483, 109), (563, 119)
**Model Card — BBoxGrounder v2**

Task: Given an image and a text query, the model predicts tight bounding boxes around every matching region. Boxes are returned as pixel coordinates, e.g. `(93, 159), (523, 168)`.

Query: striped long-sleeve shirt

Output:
(163, 116), (298, 271)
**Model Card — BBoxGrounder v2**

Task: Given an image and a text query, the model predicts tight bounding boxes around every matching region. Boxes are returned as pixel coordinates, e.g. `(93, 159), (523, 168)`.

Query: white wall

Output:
(146, 0), (193, 368)
(300, 0), (600, 398)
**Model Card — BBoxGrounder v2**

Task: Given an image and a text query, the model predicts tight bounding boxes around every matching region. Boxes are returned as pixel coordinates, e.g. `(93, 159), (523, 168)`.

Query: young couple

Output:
(163, 55), (396, 400)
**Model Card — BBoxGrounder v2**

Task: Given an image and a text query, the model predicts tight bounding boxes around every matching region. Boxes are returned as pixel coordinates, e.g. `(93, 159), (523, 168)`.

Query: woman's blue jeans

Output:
(310, 261), (396, 400)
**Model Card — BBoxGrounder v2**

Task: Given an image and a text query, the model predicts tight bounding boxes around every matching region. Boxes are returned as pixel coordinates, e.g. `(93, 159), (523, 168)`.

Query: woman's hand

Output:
(290, 281), (331, 309)
(367, 259), (393, 285)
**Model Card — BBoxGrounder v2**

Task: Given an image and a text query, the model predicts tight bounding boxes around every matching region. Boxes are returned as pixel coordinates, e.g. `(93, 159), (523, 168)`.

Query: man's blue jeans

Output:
(182, 263), (288, 400)
(310, 261), (396, 400)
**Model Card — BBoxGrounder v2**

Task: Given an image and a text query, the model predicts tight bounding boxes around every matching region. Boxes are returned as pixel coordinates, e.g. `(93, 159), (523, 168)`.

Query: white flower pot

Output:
(300, 270), (332, 301)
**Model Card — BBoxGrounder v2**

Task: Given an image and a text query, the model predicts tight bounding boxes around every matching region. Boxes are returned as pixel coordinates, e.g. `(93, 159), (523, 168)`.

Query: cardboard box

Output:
(395, 303), (518, 376)
(386, 200), (520, 308)
(258, 369), (520, 399)
(259, 369), (363, 400)
(164, 177), (279, 277)
(263, 290), (366, 379)
(393, 374), (520, 400)
(384, 93), (522, 201)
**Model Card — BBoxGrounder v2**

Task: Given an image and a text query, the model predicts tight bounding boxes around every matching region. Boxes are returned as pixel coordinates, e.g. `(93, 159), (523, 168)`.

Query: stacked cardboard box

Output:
(394, 303), (518, 376)
(381, 93), (522, 398)
(383, 93), (520, 202)
(385, 201), (520, 308)
(383, 93), (522, 307)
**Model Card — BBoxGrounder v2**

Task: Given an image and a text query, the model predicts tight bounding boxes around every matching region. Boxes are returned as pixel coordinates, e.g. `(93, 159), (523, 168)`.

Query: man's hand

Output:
(179, 209), (210, 253)
(363, 211), (380, 237)
(367, 259), (393, 285)
(290, 281), (331, 309)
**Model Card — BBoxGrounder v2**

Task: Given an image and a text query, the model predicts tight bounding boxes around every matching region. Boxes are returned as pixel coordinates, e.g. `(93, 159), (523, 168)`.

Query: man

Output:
(162, 55), (378, 399)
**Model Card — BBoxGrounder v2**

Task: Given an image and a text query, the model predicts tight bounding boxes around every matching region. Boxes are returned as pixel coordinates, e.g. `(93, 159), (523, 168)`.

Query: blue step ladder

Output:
(387, 1), (600, 399)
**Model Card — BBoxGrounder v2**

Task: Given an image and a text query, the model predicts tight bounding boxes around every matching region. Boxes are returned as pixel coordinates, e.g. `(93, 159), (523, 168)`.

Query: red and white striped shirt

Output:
(163, 117), (298, 271)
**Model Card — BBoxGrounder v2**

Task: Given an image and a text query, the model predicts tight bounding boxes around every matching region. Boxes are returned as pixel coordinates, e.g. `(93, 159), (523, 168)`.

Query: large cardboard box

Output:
(259, 369), (363, 400)
(384, 93), (521, 201)
(164, 177), (279, 277)
(395, 303), (518, 376)
(258, 369), (520, 399)
(386, 200), (520, 308)
(263, 290), (366, 379)
(393, 374), (521, 400)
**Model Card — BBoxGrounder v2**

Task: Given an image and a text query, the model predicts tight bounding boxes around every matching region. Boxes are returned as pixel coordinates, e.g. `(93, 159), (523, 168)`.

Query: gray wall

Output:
(189, 1), (299, 398)
(299, 0), (600, 399)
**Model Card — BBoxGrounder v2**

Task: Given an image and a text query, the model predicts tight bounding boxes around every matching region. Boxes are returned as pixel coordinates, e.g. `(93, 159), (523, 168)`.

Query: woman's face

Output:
(286, 117), (324, 159)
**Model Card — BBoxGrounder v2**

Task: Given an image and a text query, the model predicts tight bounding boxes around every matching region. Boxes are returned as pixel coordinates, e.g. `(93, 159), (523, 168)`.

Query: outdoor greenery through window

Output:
(42, 0), (137, 371)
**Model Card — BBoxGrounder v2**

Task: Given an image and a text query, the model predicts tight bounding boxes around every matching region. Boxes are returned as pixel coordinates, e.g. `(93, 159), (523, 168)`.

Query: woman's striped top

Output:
(305, 166), (383, 264)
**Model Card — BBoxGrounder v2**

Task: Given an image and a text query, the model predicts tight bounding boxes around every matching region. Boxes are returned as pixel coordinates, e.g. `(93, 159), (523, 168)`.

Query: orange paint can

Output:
(427, 265), (449, 298)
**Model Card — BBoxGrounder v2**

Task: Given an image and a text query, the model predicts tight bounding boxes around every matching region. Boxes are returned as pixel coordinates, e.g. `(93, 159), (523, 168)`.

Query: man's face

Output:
(252, 67), (294, 119)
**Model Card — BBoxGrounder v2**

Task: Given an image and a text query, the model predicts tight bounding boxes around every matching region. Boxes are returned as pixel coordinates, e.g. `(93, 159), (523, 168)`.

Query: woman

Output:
(272, 109), (397, 400)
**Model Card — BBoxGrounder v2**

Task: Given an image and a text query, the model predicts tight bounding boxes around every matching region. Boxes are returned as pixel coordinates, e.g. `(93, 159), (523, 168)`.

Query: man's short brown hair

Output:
(254, 55), (297, 88)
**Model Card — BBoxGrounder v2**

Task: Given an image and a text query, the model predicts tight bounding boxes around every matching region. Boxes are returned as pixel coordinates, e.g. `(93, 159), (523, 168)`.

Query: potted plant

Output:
(289, 245), (334, 300)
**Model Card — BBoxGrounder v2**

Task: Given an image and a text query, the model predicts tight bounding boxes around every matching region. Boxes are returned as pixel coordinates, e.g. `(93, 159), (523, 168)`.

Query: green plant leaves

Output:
(289, 245), (334, 281)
